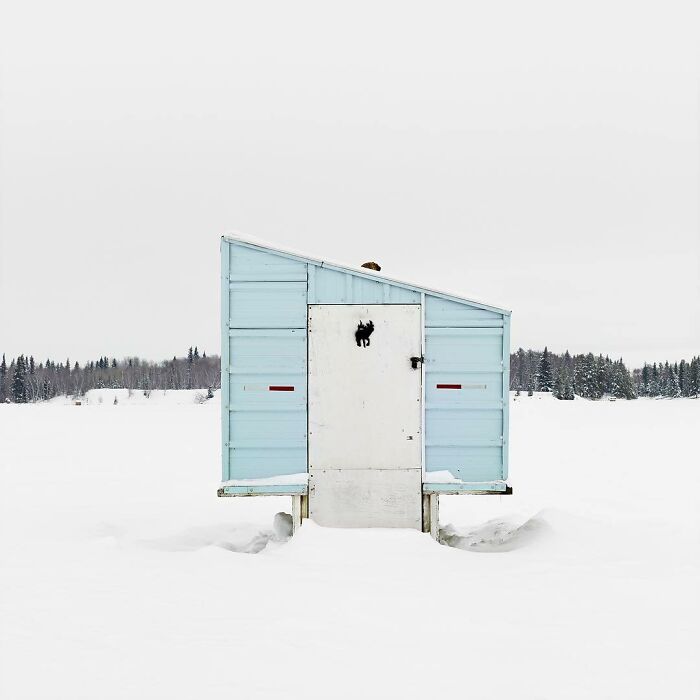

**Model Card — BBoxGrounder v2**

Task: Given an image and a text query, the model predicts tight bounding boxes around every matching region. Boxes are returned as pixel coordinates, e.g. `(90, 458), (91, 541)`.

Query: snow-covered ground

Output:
(1, 392), (698, 699)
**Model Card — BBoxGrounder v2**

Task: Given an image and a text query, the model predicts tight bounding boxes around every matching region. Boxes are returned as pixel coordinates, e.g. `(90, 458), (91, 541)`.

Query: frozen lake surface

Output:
(1, 391), (698, 699)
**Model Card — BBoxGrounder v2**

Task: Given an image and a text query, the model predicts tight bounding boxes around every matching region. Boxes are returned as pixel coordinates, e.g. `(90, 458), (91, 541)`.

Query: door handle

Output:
(410, 356), (424, 369)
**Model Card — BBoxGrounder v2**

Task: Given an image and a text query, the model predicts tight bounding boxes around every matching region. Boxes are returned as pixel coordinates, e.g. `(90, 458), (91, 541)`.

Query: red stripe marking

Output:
(269, 385), (295, 391)
(437, 383), (462, 389)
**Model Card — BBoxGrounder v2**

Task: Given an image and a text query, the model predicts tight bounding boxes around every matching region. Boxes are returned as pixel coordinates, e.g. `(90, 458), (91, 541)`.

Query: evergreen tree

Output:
(651, 363), (660, 396)
(553, 370), (564, 399)
(516, 348), (527, 391)
(678, 360), (688, 397)
(554, 366), (574, 400)
(668, 365), (680, 398)
(536, 347), (553, 392)
(42, 376), (51, 401)
(186, 347), (194, 389)
(0, 353), (6, 402)
(575, 353), (597, 399)
(609, 359), (636, 399)
(12, 355), (27, 403)
(194, 346), (200, 360)
(594, 355), (608, 398)
(689, 357), (700, 397)
(640, 364), (651, 396)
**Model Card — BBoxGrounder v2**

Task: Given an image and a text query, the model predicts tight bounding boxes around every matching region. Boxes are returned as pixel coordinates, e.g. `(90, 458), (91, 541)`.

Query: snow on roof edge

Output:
(222, 232), (511, 315)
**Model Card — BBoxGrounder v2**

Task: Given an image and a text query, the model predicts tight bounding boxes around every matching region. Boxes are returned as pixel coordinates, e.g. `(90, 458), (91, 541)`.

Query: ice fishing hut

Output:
(218, 235), (511, 536)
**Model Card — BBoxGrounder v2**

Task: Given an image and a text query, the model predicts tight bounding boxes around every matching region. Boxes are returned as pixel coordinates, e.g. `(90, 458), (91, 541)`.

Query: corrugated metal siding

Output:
(424, 326), (505, 482)
(222, 239), (510, 488)
(310, 266), (420, 304)
(425, 296), (503, 327)
(227, 242), (307, 282)
(226, 329), (307, 479)
(229, 282), (307, 328)
(223, 240), (308, 481)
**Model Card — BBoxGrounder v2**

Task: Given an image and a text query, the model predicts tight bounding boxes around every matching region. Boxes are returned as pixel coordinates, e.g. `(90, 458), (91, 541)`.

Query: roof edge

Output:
(222, 232), (511, 315)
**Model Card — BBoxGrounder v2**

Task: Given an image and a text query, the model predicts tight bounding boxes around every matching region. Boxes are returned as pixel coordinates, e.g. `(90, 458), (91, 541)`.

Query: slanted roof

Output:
(223, 232), (510, 315)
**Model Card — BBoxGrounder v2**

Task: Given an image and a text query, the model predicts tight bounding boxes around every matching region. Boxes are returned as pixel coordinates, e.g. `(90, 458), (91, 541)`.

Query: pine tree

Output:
(554, 359), (575, 400)
(574, 353), (596, 399)
(678, 360), (688, 397)
(186, 347), (194, 389)
(690, 357), (700, 397)
(0, 353), (6, 402)
(564, 369), (575, 400)
(12, 355), (27, 403)
(553, 370), (566, 399)
(536, 347), (553, 392)
(640, 364), (651, 396)
(594, 355), (608, 399)
(651, 363), (660, 396)
(516, 348), (526, 391)
(194, 346), (199, 360)
(668, 365), (680, 398)
(42, 376), (51, 401)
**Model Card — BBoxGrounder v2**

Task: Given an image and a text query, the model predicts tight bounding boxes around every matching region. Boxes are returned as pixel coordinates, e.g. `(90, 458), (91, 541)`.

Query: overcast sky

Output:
(1, 0), (698, 368)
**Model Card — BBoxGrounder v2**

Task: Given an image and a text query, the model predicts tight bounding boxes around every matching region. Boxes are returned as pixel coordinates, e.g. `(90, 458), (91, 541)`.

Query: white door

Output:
(308, 304), (422, 528)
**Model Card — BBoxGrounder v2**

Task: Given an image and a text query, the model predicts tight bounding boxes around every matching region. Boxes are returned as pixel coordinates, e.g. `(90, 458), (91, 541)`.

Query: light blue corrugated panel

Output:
(310, 266), (420, 304)
(228, 281), (307, 328)
(226, 329), (307, 480)
(227, 242), (307, 281)
(425, 296), (504, 327)
(424, 325), (505, 482)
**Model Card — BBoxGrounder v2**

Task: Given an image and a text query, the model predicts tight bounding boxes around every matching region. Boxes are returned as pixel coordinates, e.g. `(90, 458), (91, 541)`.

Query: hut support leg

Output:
(422, 494), (440, 540)
(291, 494), (308, 534)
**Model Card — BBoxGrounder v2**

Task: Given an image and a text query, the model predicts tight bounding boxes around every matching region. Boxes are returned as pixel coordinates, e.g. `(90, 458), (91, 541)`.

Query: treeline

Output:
(3, 345), (698, 404)
(511, 348), (700, 400)
(634, 359), (700, 398)
(0, 347), (220, 403)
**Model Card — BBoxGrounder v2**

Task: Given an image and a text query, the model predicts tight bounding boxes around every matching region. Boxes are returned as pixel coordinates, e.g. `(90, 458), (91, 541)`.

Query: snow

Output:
(50, 387), (214, 406)
(423, 469), (462, 482)
(221, 473), (309, 487)
(1, 393), (698, 699)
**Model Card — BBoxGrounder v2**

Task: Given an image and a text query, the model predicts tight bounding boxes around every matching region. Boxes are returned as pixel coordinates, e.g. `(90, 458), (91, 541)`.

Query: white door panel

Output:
(308, 304), (422, 471)
(308, 304), (422, 528)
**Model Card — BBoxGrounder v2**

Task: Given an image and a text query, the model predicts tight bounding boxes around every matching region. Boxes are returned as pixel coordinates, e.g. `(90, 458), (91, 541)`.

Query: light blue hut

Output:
(218, 235), (511, 535)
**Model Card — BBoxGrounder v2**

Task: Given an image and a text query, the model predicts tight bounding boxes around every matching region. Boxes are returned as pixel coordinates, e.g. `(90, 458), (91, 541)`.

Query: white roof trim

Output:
(222, 232), (510, 315)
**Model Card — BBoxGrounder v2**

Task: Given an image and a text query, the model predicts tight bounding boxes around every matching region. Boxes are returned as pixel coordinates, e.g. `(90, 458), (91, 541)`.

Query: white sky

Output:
(1, 0), (698, 367)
